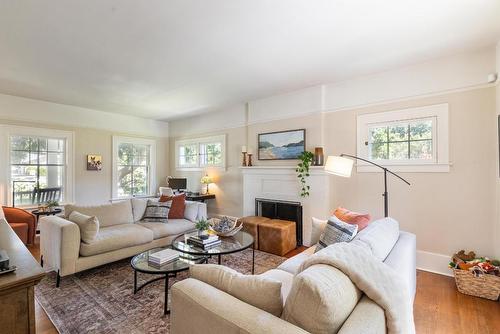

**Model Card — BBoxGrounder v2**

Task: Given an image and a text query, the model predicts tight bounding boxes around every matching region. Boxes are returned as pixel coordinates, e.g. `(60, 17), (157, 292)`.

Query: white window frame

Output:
(175, 134), (226, 171)
(112, 136), (157, 199)
(0, 125), (75, 207)
(357, 103), (449, 173)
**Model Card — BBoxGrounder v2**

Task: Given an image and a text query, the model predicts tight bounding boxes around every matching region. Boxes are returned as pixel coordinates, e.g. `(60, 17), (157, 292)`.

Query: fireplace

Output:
(255, 198), (303, 246)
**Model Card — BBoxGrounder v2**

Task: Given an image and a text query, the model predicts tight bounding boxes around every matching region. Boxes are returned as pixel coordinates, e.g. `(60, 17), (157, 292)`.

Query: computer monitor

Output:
(167, 177), (187, 191)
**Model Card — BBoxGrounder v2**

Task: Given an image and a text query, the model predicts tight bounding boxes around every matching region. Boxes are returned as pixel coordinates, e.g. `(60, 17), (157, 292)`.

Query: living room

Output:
(0, 1), (499, 334)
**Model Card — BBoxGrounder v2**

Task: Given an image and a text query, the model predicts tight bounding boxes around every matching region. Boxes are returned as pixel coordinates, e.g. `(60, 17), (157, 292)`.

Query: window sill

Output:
(357, 162), (451, 173)
(176, 166), (226, 172)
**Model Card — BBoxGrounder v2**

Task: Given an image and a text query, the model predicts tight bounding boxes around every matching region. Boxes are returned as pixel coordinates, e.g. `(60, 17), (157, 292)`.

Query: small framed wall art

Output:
(87, 154), (102, 171)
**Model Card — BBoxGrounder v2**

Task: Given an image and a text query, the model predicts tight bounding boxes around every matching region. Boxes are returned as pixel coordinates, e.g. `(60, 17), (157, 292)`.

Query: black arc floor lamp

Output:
(324, 153), (411, 217)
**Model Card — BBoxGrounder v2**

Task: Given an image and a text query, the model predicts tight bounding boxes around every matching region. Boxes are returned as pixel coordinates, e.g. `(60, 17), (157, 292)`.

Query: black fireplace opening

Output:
(255, 198), (303, 246)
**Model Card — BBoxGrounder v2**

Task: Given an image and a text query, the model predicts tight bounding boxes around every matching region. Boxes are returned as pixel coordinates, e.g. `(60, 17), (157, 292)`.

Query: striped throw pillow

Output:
(315, 216), (358, 252)
(143, 199), (172, 223)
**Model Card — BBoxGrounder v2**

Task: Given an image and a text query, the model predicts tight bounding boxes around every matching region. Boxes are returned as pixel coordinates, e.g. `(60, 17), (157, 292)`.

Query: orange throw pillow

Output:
(159, 193), (186, 219)
(333, 207), (371, 231)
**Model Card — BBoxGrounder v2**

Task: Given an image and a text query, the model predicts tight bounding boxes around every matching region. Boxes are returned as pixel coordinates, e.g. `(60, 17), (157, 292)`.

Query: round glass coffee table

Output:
(172, 231), (256, 274)
(130, 247), (206, 315)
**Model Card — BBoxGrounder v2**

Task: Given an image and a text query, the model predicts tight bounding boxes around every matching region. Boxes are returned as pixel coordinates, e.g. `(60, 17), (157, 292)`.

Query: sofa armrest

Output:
(2, 206), (37, 244)
(171, 278), (309, 334)
(39, 216), (80, 276)
(337, 295), (386, 334)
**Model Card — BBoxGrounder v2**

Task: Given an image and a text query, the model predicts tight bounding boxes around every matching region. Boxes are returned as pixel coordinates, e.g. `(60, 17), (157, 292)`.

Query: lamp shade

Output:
(324, 156), (354, 178)
(200, 175), (213, 184)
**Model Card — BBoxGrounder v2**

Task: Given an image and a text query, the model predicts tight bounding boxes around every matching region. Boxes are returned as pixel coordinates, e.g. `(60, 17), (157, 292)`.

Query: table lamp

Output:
(324, 154), (410, 217)
(200, 174), (213, 194)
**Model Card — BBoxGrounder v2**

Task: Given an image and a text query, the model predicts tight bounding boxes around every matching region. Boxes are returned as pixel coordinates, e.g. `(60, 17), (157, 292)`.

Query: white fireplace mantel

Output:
(241, 165), (331, 246)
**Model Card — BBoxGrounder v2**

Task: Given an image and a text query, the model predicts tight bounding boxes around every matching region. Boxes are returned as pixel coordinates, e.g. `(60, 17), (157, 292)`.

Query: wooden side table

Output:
(31, 208), (62, 234)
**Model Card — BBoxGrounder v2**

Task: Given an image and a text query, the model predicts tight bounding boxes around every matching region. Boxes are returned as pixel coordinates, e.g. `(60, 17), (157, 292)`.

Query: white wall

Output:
(0, 95), (170, 206)
(496, 41), (500, 259)
(0, 93), (169, 138)
(169, 45), (500, 275)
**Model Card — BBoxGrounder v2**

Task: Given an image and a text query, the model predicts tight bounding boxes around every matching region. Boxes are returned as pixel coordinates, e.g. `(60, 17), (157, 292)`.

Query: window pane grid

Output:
(117, 143), (150, 197)
(368, 119), (433, 162)
(10, 136), (66, 205)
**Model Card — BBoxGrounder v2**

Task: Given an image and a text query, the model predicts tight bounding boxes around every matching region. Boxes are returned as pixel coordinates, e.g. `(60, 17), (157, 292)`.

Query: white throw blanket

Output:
(298, 241), (415, 334)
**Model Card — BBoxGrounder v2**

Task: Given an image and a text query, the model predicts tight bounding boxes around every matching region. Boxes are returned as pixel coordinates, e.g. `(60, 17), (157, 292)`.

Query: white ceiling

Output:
(0, 0), (499, 121)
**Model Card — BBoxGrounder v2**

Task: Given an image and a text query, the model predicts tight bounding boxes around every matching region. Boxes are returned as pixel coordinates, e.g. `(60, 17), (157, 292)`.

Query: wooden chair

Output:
(31, 187), (61, 204)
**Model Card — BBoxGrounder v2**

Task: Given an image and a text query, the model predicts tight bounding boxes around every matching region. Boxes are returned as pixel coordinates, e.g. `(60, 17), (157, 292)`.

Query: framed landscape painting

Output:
(258, 129), (305, 160)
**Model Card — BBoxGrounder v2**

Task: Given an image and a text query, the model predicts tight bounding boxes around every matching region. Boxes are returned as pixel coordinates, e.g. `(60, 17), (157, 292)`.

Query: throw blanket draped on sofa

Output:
(298, 242), (415, 334)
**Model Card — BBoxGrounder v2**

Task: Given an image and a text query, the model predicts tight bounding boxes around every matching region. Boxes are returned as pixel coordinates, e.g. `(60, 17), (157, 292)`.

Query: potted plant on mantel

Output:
(195, 218), (211, 240)
(296, 151), (314, 197)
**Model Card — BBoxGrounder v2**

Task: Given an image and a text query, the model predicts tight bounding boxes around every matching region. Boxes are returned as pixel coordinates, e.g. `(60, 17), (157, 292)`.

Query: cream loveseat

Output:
(171, 218), (416, 334)
(40, 198), (206, 286)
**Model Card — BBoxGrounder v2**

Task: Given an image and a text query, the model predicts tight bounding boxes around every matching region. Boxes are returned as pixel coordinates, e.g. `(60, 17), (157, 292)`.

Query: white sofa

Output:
(171, 218), (416, 334)
(39, 198), (206, 286)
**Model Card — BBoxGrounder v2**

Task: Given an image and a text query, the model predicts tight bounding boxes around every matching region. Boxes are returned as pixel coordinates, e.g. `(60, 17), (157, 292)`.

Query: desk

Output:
(0, 219), (45, 334)
(185, 194), (216, 203)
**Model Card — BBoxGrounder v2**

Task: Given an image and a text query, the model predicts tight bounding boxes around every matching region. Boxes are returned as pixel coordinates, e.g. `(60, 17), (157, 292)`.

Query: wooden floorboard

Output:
(29, 238), (499, 333)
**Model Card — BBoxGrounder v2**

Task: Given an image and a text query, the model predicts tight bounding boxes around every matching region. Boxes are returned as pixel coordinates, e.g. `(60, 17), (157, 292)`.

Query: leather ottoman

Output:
(240, 216), (270, 249)
(258, 219), (296, 256)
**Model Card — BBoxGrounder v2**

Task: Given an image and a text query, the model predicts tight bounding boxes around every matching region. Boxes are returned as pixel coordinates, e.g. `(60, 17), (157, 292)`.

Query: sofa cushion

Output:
(143, 200), (171, 223)
(282, 264), (362, 334)
(190, 264), (284, 317)
(68, 211), (99, 243)
(333, 207), (371, 231)
(184, 201), (199, 222)
(316, 216), (358, 252)
(80, 224), (154, 257)
(277, 246), (316, 275)
(137, 219), (195, 239)
(160, 193), (186, 219)
(259, 269), (294, 304)
(310, 217), (327, 245)
(65, 200), (134, 227)
(131, 198), (154, 222)
(0, 206), (5, 220)
(352, 217), (399, 261)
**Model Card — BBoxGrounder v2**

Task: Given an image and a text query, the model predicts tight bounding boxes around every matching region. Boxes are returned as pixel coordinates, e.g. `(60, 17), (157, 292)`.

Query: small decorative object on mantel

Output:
(296, 151), (314, 197)
(247, 148), (253, 166)
(313, 147), (324, 166)
(195, 218), (211, 240)
(87, 154), (102, 171)
(241, 146), (247, 166)
(449, 249), (500, 300)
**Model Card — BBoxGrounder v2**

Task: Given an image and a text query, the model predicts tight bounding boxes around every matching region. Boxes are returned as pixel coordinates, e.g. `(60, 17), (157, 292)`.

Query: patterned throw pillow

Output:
(315, 216), (358, 252)
(142, 200), (172, 223)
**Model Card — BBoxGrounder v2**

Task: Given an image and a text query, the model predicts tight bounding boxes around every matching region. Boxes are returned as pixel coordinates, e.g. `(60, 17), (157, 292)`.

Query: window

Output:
(357, 104), (449, 172)
(368, 118), (434, 162)
(0, 125), (74, 207)
(112, 137), (156, 199)
(176, 135), (226, 170)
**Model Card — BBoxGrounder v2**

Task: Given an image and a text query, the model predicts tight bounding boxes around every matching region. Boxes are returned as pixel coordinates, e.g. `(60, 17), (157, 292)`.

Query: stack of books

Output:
(148, 249), (179, 267)
(187, 235), (221, 249)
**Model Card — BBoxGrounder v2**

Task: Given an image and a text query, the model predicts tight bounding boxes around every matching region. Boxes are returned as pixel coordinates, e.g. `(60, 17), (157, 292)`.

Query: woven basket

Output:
(453, 269), (500, 301)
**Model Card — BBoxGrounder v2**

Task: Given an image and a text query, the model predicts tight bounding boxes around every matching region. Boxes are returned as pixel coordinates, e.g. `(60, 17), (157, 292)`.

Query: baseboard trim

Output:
(416, 250), (453, 277)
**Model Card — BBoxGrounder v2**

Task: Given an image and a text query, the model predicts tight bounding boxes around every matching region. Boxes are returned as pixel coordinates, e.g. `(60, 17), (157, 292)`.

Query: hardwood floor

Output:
(29, 238), (499, 334)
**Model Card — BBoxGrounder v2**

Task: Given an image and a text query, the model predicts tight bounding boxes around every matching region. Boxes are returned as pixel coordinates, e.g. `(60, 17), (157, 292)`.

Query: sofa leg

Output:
(56, 270), (61, 288)
(40, 255), (43, 267)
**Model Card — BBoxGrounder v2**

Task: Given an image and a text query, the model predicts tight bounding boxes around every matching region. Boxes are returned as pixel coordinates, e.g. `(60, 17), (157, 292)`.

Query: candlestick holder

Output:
(241, 152), (247, 166)
(247, 153), (253, 167)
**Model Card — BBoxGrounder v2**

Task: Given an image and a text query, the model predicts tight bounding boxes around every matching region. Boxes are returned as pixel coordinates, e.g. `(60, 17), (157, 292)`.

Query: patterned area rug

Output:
(35, 249), (286, 334)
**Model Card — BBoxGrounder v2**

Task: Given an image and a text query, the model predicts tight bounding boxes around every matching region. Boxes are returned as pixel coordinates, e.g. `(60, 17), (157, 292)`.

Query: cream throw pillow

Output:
(190, 264), (283, 316)
(69, 211), (99, 243)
